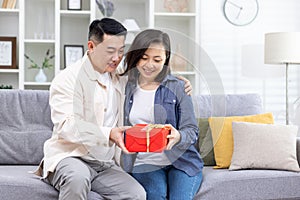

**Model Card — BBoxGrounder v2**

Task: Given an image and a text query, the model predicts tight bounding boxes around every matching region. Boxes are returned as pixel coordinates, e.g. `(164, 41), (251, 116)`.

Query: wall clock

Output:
(223, 0), (259, 26)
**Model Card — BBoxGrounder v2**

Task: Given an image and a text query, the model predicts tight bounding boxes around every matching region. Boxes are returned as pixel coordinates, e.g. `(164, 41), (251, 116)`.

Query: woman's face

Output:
(137, 43), (166, 83)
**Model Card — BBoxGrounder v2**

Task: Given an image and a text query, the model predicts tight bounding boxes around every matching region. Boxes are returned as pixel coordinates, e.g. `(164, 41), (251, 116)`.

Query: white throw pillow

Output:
(229, 122), (300, 172)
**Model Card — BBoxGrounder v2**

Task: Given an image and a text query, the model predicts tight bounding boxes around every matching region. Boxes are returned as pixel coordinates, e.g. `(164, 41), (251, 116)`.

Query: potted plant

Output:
(24, 49), (54, 82)
(0, 84), (13, 89)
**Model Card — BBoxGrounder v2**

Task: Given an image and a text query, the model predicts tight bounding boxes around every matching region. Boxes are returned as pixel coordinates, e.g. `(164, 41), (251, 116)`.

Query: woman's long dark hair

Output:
(121, 29), (171, 83)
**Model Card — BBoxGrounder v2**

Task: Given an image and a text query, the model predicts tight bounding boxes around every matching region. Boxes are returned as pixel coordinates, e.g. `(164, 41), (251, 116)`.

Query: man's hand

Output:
(109, 126), (131, 153)
(177, 75), (192, 96)
(165, 124), (181, 150)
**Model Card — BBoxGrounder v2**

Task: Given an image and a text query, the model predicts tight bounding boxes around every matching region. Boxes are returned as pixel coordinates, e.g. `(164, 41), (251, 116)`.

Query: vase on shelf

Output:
(35, 69), (47, 82)
(164, 0), (189, 13)
(171, 44), (187, 72)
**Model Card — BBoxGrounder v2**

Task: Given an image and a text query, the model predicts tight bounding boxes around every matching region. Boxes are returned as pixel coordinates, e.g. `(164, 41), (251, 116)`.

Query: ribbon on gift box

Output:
(141, 124), (169, 152)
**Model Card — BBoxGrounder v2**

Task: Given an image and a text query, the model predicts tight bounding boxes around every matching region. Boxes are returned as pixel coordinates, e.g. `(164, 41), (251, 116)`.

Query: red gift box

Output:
(124, 124), (170, 152)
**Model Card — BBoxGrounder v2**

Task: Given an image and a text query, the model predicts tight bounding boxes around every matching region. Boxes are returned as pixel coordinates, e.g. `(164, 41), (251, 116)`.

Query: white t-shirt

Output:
(129, 84), (155, 125)
(129, 83), (171, 167)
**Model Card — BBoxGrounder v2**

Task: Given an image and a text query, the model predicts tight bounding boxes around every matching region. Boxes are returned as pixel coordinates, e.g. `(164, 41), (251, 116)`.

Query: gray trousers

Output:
(47, 157), (146, 200)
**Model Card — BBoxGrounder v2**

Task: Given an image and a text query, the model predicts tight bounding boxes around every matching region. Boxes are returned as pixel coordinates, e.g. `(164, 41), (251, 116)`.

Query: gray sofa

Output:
(192, 94), (300, 200)
(0, 89), (299, 200)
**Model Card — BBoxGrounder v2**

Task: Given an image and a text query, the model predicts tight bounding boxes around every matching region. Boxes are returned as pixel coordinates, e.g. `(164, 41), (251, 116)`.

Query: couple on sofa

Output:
(35, 18), (203, 200)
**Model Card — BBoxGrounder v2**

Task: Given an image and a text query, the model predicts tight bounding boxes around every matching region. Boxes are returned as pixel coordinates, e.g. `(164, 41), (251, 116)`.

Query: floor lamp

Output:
(264, 32), (300, 125)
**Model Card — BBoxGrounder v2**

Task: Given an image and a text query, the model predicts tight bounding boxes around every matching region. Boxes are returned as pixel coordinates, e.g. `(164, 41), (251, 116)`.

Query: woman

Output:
(121, 29), (203, 200)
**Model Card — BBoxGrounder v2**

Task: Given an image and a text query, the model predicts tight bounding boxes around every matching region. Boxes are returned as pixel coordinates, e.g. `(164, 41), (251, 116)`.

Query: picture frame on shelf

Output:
(0, 37), (16, 69)
(67, 0), (82, 10)
(64, 45), (84, 68)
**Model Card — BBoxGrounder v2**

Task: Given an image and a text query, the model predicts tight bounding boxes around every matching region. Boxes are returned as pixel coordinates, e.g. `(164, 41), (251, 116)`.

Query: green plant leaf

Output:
(25, 49), (54, 69)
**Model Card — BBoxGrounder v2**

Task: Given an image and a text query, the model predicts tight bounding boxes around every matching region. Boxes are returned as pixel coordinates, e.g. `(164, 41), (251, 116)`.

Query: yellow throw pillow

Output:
(208, 112), (274, 169)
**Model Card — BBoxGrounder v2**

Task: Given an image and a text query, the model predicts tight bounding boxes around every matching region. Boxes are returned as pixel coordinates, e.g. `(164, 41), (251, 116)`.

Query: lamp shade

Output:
(122, 19), (140, 32)
(264, 32), (300, 64)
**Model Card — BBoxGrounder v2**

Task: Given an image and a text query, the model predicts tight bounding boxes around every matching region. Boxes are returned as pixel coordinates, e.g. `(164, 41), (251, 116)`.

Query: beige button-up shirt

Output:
(36, 52), (126, 178)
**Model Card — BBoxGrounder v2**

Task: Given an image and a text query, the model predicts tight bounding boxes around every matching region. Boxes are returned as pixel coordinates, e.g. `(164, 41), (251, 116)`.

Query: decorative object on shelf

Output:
(34, 32), (44, 40)
(264, 32), (300, 125)
(1, 0), (16, 9)
(164, 0), (189, 12)
(34, 9), (44, 40)
(67, 0), (82, 10)
(171, 44), (187, 71)
(64, 45), (84, 68)
(223, 0), (259, 26)
(0, 84), (13, 89)
(24, 49), (54, 82)
(95, 0), (115, 17)
(0, 37), (16, 69)
(34, 69), (47, 82)
(46, 32), (55, 40)
(24, 49), (54, 70)
(122, 19), (140, 44)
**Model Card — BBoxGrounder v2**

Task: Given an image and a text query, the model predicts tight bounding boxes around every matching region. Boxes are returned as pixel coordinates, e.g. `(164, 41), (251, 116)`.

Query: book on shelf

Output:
(1, 0), (8, 8)
(1, 0), (16, 9)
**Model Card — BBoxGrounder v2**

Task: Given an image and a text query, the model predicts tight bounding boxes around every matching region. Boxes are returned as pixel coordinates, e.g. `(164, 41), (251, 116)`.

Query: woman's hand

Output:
(165, 124), (181, 150)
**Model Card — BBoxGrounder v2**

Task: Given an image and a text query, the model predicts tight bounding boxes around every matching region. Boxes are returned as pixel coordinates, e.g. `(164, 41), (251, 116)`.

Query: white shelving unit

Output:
(0, 0), (200, 93)
(0, 0), (94, 90)
(152, 0), (200, 94)
(110, 0), (200, 94)
(57, 0), (95, 73)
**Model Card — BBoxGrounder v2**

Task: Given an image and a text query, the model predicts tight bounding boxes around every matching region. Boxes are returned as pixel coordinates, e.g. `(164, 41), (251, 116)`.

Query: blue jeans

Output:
(132, 165), (202, 200)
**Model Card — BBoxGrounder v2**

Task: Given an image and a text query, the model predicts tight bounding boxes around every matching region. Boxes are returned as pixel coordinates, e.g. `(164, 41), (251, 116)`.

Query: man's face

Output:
(88, 34), (125, 74)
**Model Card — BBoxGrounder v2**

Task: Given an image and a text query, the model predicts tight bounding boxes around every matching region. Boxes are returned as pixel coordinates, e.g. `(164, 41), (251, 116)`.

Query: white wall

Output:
(200, 0), (300, 125)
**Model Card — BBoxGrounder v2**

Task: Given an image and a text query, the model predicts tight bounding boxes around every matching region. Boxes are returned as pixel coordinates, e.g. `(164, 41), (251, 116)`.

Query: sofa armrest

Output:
(297, 138), (300, 164)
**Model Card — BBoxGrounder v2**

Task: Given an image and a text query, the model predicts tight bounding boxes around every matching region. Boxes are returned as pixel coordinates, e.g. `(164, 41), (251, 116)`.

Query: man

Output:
(35, 18), (146, 200)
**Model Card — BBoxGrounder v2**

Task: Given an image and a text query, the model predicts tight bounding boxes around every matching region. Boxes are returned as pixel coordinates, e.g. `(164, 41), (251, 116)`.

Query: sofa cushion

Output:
(197, 118), (215, 166)
(195, 167), (300, 200)
(0, 166), (103, 200)
(230, 122), (300, 172)
(193, 94), (263, 167)
(0, 90), (53, 164)
(208, 113), (274, 169)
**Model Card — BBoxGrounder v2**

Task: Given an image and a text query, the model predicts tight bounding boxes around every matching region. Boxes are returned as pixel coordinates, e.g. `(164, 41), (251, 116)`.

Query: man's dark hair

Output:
(88, 18), (127, 43)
